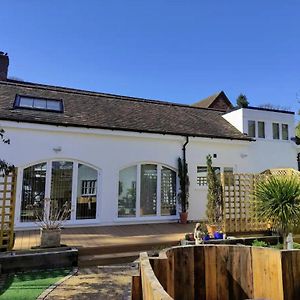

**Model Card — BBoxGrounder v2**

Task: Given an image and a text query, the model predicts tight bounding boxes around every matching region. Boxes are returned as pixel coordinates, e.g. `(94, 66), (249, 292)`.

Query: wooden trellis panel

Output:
(0, 169), (17, 251)
(261, 168), (300, 177)
(221, 173), (267, 233)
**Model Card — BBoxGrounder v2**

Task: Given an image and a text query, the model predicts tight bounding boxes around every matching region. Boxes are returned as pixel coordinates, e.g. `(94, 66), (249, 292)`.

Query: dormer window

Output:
(14, 95), (63, 112)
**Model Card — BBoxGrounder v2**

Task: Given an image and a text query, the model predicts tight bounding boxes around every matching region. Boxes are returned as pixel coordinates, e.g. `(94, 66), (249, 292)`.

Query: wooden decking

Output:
(14, 223), (195, 251)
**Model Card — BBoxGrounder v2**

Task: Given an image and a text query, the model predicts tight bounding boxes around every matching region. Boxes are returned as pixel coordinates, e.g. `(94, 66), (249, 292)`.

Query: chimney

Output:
(0, 52), (9, 81)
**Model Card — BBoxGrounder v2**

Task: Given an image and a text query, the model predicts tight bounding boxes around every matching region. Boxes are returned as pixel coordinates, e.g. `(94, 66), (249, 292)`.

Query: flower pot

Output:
(180, 212), (188, 224)
(40, 228), (61, 248)
(206, 224), (217, 237)
(203, 234), (210, 241)
(213, 232), (223, 239)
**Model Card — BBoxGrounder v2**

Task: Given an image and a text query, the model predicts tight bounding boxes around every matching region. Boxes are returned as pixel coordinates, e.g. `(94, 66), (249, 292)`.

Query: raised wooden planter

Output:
(0, 247), (78, 273)
(133, 245), (300, 300)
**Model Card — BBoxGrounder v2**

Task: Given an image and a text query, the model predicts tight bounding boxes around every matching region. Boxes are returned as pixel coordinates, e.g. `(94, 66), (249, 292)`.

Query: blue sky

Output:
(1, 1), (300, 112)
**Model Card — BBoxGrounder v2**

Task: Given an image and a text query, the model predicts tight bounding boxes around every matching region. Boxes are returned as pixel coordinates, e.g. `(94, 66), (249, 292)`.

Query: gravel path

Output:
(44, 264), (138, 300)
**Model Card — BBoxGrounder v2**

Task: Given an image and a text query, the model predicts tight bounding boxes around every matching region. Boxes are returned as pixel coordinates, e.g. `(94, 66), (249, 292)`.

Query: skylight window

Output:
(15, 95), (63, 112)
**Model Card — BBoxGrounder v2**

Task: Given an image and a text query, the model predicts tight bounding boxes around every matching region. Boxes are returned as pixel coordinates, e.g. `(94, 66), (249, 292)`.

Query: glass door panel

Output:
(76, 164), (97, 219)
(140, 164), (157, 216)
(20, 163), (46, 222)
(161, 167), (176, 216)
(50, 161), (73, 220)
(118, 166), (137, 217)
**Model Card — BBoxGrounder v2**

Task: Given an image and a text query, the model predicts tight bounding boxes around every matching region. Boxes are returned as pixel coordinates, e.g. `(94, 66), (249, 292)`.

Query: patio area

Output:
(13, 222), (195, 251)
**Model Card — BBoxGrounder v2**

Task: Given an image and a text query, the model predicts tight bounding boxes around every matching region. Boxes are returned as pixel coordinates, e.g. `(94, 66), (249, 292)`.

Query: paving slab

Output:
(44, 264), (138, 300)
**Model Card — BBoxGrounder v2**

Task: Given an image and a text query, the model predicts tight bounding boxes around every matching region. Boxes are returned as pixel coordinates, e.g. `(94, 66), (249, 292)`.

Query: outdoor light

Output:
(52, 146), (62, 153)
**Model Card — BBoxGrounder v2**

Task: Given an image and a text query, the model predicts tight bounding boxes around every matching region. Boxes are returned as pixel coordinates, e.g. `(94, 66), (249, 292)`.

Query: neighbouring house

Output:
(0, 52), (298, 229)
(192, 90), (233, 112)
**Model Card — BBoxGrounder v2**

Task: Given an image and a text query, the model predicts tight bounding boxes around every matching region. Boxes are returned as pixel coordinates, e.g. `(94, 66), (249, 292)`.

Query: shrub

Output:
(252, 239), (269, 247)
(253, 175), (300, 248)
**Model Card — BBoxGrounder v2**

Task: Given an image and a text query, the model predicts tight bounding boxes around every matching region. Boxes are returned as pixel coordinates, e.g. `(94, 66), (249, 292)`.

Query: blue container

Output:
(214, 232), (223, 239)
(203, 234), (210, 241)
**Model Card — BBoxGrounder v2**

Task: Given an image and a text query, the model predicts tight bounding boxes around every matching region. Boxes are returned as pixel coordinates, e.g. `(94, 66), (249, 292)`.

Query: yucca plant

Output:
(253, 175), (300, 248)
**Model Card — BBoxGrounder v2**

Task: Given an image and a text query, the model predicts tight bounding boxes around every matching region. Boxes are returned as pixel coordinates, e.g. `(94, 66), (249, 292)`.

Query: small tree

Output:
(253, 175), (300, 249)
(236, 94), (249, 108)
(206, 155), (223, 226)
(177, 157), (189, 213)
(0, 129), (14, 175)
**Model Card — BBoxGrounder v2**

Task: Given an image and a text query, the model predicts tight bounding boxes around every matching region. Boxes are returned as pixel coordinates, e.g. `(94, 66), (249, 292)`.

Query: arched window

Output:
(118, 164), (177, 218)
(21, 162), (47, 222)
(20, 160), (99, 223)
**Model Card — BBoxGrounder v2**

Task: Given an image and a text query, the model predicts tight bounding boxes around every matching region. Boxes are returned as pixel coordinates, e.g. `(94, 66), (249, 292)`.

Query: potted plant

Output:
(35, 198), (71, 248)
(205, 154), (223, 237)
(177, 157), (190, 224)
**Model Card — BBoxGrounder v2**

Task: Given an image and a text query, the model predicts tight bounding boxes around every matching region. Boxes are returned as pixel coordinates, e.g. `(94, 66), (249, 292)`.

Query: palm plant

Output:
(253, 175), (300, 248)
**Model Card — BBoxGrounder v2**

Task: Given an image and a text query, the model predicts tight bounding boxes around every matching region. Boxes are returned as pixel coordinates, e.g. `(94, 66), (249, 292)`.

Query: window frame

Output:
(282, 124), (289, 141)
(272, 123), (280, 140)
(117, 163), (178, 220)
(196, 166), (234, 188)
(16, 159), (100, 227)
(247, 120), (256, 138)
(14, 95), (64, 113)
(257, 121), (265, 139)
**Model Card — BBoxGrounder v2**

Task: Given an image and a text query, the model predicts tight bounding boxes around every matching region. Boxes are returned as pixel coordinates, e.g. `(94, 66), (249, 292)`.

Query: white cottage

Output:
(0, 52), (298, 229)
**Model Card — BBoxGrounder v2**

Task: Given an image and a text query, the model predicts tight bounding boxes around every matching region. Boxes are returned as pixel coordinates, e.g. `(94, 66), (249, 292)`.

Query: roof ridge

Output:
(0, 80), (225, 113)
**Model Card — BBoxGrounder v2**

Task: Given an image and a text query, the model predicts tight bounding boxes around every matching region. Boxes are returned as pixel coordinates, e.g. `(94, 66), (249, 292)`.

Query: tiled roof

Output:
(192, 91), (234, 111)
(0, 80), (251, 141)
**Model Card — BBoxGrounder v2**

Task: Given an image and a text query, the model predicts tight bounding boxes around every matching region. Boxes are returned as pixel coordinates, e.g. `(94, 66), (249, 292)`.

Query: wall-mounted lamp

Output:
(53, 146), (62, 153)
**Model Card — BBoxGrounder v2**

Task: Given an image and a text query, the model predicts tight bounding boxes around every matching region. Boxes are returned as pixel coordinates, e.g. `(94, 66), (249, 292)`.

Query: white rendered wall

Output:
(222, 109), (244, 133)
(223, 108), (295, 140)
(0, 120), (298, 228)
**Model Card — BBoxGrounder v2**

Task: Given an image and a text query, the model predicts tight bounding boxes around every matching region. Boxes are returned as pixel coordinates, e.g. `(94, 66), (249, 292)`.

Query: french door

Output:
(18, 160), (99, 226)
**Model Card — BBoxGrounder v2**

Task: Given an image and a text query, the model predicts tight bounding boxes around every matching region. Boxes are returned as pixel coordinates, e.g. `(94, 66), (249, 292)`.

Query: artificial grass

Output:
(0, 268), (71, 300)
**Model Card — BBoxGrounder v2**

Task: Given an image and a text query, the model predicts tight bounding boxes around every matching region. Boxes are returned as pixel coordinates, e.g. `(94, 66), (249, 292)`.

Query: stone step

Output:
(78, 251), (141, 267)
(77, 240), (177, 256)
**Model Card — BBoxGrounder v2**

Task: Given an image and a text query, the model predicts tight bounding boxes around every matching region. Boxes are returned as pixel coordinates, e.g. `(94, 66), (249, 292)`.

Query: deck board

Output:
(13, 223), (195, 250)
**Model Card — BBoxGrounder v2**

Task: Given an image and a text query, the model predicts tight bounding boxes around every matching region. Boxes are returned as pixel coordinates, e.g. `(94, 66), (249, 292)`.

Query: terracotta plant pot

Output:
(180, 212), (188, 224)
(40, 228), (61, 248)
(206, 224), (217, 237)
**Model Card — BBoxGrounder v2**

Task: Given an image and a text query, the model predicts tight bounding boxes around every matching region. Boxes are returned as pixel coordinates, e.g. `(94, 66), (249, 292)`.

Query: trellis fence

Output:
(221, 168), (300, 234)
(221, 173), (266, 233)
(0, 169), (17, 251)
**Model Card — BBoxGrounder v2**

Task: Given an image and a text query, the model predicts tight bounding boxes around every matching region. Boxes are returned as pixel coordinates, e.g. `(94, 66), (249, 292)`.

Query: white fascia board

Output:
(0, 119), (251, 145)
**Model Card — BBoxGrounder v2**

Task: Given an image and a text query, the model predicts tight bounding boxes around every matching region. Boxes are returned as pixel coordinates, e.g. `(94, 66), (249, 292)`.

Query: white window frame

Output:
(257, 121), (265, 139)
(281, 124), (289, 141)
(116, 162), (178, 222)
(247, 120), (256, 138)
(196, 166), (234, 190)
(272, 122), (280, 140)
(15, 159), (101, 228)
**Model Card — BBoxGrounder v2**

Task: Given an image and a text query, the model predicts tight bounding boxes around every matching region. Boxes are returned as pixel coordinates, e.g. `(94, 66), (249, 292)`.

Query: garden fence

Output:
(221, 168), (300, 234)
(221, 172), (267, 233)
(0, 169), (17, 251)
